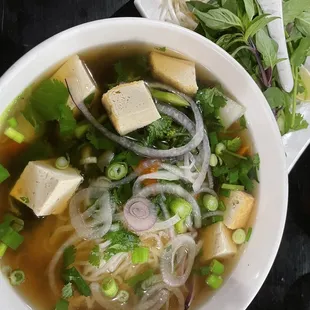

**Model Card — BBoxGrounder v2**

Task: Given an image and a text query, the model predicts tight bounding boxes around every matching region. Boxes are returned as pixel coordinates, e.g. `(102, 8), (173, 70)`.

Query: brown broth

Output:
(0, 43), (256, 310)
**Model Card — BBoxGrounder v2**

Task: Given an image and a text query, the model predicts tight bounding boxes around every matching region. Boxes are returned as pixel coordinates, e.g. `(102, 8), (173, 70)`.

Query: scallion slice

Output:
(175, 219), (187, 234)
(169, 198), (192, 219)
(4, 127), (25, 144)
(209, 154), (218, 167)
(246, 227), (253, 242)
(209, 259), (225, 276)
(0, 243), (8, 258)
(232, 228), (246, 245)
(206, 274), (223, 289)
(106, 162), (128, 180)
(221, 183), (245, 191)
(203, 195), (218, 211)
(8, 117), (18, 128)
(115, 290), (129, 303)
(132, 247), (149, 264)
(9, 269), (25, 286)
(55, 157), (70, 170)
(218, 201), (226, 211)
(101, 277), (118, 298)
(1, 227), (24, 250)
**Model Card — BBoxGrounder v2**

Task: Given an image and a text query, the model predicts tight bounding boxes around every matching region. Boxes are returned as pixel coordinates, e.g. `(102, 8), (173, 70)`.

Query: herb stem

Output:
(291, 66), (299, 128)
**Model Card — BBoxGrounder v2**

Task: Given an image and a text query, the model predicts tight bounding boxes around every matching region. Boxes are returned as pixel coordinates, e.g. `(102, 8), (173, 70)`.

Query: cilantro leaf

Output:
(0, 165), (10, 183)
(196, 87), (226, 118)
(145, 116), (173, 146)
(63, 245), (76, 268)
(126, 269), (154, 288)
(225, 137), (242, 152)
(111, 151), (141, 167)
(62, 267), (91, 297)
(88, 245), (101, 267)
(291, 113), (309, 131)
(86, 129), (116, 150)
(22, 79), (76, 136)
(55, 299), (69, 310)
(62, 283), (73, 299)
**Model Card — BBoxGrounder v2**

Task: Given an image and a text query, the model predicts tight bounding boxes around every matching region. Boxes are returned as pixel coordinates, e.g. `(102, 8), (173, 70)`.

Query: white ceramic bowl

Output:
(0, 18), (288, 310)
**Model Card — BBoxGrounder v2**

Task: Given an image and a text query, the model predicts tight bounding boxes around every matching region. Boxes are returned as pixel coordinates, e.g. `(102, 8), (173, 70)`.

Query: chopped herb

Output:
(55, 299), (69, 310)
(88, 245), (101, 267)
(1, 227), (24, 250)
(225, 137), (242, 152)
(62, 267), (91, 297)
(20, 197), (29, 204)
(0, 165), (10, 183)
(199, 266), (210, 276)
(9, 269), (25, 286)
(246, 227), (253, 242)
(155, 46), (167, 52)
(132, 247), (149, 264)
(126, 269), (154, 288)
(62, 282), (73, 299)
(86, 128), (116, 150)
(111, 151), (141, 168)
(63, 245), (76, 268)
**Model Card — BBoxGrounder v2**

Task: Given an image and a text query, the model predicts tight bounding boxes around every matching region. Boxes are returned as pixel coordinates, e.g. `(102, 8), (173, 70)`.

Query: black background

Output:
(1, 0), (310, 309)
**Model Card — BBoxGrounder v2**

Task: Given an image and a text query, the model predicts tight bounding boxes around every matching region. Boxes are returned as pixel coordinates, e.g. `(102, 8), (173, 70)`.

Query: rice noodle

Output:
(136, 183), (202, 228)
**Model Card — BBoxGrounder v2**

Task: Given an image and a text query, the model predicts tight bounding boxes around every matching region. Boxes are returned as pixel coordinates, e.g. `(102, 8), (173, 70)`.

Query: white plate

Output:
(134, 0), (310, 172)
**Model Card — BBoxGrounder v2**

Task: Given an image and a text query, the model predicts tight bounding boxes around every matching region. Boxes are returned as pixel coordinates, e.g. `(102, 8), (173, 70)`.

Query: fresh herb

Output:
(55, 299), (69, 310)
(22, 79), (76, 136)
(63, 245), (76, 269)
(155, 46), (167, 52)
(88, 245), (101, 267)
(62, 282), (73, 299)
(0, 164), (10, 183)
(110, 183), (133, 206)
(103, 228), (139, 260)
(19, 197), (29, 204)
(199, 266), (210, 276)
(86, 128), (116, 150)
(225, 137), (242, 152)
(62, 267), (91, 297)
(111, 151), (141, 168)
(126, 269), (154, 288)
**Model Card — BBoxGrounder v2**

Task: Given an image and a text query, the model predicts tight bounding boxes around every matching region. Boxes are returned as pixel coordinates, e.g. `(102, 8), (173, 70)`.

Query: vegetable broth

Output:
(0, 43), (257, 310)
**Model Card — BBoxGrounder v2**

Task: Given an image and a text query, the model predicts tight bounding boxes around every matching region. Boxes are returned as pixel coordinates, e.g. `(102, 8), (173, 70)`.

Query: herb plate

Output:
(134, 0), (310, 172)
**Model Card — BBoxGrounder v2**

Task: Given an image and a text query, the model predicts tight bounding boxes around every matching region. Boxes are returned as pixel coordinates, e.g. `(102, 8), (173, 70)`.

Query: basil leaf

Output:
(296, 12), (310, 37)
(244, 14), (278, 41)
(216, 33), (244, 50)
(192, 8), (244, 31)
(243, 0), (255, 21)
(264, 87), (286, 109)
(283, 0), (310, 26)
(186, 1), (217, 12)
(255, 29), (279, 69)
(291, 37), (310, 68)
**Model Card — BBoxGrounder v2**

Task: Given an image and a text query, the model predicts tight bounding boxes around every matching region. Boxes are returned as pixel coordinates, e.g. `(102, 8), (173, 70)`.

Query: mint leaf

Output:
(193, 8), (244, 31)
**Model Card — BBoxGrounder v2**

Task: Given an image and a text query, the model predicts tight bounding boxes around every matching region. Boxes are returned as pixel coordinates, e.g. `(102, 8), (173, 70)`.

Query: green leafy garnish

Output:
(19, 197), (29, 204)
(126, 269), (154, 288)
(0, 165), (10, 183)
(111, 151), (141, 167)
(63, 245), (76, 268)
(155, 46), (167, 52)
(62, 267), (91, 297)
(62, 282), (73, 299)
(103, 228), (139, 261)
(86, 128), (116, 150)
(88, 245), (101, 267)
(225, 137), (242, 152)
(55, 299), (69, 310)
(22, 79), (76, 136)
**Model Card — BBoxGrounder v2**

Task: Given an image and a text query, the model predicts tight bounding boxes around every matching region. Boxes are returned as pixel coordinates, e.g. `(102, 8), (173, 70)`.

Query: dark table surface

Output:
(1, 0), (310, 309)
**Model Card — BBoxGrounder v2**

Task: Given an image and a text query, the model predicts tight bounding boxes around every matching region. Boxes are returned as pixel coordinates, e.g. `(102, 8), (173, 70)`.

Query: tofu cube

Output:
(223, 191), (254, 230)
(102, 80), (161, 136)
(150, 52), (198, 96)
(52, 55), (99, 116)
(219, 97), (246, 129)
(201, 222), (237, 262)
(10, 160), (83, 217)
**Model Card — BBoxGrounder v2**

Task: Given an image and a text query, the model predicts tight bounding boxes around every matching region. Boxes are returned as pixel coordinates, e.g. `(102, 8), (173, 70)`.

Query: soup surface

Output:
(0, 43), (258, 310)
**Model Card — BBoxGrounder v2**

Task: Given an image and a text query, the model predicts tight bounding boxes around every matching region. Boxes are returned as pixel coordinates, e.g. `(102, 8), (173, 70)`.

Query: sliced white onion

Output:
(145, 214), (181, 233)
(80, 156), (97, 165)
(137, 183), (201, 229)
(124, 197), (157, 232)
(137, 285), (170, 310)
(160, 235), (196, 287)
(69, 188), (112, 239)
(91, 283), (123, 310)
(161, 163), (196, 183)
(133, 171), (179, 196)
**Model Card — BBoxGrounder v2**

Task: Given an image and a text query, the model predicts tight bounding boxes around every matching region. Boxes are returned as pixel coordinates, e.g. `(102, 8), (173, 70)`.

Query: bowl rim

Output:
(0, 17), (288, 310)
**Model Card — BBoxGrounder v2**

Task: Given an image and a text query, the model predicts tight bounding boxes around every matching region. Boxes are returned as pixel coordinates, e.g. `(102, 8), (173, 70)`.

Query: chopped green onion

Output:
(224, 149), (247, 160)
(89, 245), (101, 267)
(8, 117), (18, 128)
(132, 247), (149, 264)
(9, 269), (25, 286)
(245, 227), (253, 242)
(211, 215), (223, 224)
(1, 227), (24, 250)
(218, 201), (226, 211)
(209, 154), (218, 167)
(215, 143), (226, 156)
(221, 184), (245, 191)
(209, 259), (225, 275)
(0, 165), (10, 183)
(199, 266), (210, 276)
(75, 123), (90, 139)
(126, 269), (154, 287)
(62, 267), (91, 296)
(0, 243), (7, 258)
(4, 127), (25, 144)
(115, 290), (130, 303)
(169, 198), (192, 219)
(106, 162), (128, 181)
(4, 213), (24, 232)
(150, 89), (189, 107)
(203, 195), (218, 211)
(101, 277), (118, 298)
(55, 298), (69, 310)
(206, 274), (223, 289)
(55, 157), (70, 170)
(175, 219), (187, 234)
(232, 228), (246, 245)
(63, 245), (76, 269)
